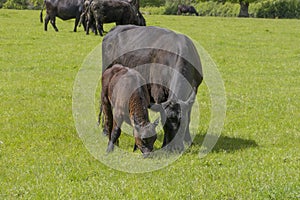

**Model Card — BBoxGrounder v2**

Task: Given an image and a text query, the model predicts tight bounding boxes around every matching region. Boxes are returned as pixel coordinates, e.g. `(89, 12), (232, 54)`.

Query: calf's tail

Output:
(97, 103), (103, 126)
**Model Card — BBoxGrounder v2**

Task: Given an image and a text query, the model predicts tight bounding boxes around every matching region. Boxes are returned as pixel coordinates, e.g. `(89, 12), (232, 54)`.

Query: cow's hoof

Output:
(115, 139), (119, 146)
(143, 152), (152, 158)
(102, 130), (109, 136)
(184, 140), (193, 147)
(165, 143), (184, 153)
(106, 142), (114, 153)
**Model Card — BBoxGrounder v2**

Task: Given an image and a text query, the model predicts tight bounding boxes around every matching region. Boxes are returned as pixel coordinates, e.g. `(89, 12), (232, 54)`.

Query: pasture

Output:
(0, 9), (299, 199)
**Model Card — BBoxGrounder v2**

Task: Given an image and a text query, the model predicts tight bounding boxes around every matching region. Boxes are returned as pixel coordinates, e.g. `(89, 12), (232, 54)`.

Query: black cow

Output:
(40, 0), (84, 32)
(177, 4), (199, 16)
(102, 25), (203, 152)
(86, 0), (145, 36)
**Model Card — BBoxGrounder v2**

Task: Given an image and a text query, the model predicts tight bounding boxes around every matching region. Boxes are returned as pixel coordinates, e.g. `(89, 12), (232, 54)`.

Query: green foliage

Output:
(164, 0), (179, 15)
(141, 6), (166, 15)
(2, 0), (43, 9)
(140, 0), (165, 7)
(1, 0), (299, 19)
(194, 1), (240, 17)
(2, 0), (27, 9)
(253, 0), (300, 18)
(0, 0), (6, 8)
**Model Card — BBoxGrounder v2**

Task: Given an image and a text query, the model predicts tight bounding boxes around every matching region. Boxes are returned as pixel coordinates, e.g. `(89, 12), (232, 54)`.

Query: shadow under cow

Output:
(190, 132), (258, 154)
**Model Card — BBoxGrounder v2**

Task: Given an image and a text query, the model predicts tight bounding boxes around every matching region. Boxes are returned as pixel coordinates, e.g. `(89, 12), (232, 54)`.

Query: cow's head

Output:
(136, 11), (146, 26)
(133, 118), (159, 157)
(161, 92), (196, 141)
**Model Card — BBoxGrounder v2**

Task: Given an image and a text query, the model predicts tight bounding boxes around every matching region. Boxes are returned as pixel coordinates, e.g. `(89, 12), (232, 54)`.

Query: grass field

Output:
(0, 9), (299, 199)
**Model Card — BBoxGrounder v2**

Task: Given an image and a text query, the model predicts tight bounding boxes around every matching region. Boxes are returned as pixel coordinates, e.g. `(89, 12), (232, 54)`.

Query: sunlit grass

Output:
(0, 10), (299, 199)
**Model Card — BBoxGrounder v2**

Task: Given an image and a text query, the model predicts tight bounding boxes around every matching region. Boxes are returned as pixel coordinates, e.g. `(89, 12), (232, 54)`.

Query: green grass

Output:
(1, 10), (299, 199)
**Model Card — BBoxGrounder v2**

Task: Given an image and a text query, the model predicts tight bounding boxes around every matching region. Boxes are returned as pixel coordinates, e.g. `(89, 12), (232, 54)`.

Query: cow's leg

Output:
(80, 14), (87, 31)
(99, 24), (103, 37)
(73, 15), (80, 32)
(184, 109), (193, 146)
(44, 15), (50, 31)
(92, 22), (97, 35)
(94, 21), (98, 35)
(50, 17), (58, 32)
(86, 19), (90, 35)
(96, 21), (103, 36)
(162, 111), (185, 152)
(168, 130), (185, 153)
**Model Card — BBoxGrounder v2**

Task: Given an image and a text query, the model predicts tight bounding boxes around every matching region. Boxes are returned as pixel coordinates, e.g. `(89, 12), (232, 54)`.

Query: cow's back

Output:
(45, 0), (83, 20)
(102, 25), (203, 102)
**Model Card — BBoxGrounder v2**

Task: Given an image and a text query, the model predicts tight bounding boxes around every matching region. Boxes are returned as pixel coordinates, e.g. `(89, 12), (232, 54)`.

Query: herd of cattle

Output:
(40, 0), (145, 35)
(40, 0), (198, 34)
(40, 0), (203, 157)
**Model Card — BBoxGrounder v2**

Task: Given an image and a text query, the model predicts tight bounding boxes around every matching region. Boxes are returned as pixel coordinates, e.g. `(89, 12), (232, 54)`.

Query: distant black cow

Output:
(86, 0), (145, 36)
(40, 0), (84, 32)
(102, 25), (203, 152)
(177, 4), (199, 16)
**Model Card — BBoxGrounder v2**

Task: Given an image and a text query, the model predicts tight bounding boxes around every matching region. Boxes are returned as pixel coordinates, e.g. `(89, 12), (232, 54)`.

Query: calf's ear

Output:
(133, 143), (138, 152)
(134, 124), (141, 132)
(133, 116), (141, 131)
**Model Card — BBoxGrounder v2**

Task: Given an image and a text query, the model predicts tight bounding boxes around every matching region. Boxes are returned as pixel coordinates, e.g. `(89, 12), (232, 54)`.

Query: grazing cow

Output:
(40, 0), (84, 32)
(177, 4), (199, 16)
(86, 0), (145, 36)
(100, 64), (159, 156)
(79, 0), (95, 32)
(102, 25), (203, 152)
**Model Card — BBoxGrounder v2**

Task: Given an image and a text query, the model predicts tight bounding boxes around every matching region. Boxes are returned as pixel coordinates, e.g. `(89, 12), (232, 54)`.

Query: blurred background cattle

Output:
(84, 0), (145, 36)
(40, 0), (85, 32)
(40, 0), (145, 35)
(177, 4), (199, 16)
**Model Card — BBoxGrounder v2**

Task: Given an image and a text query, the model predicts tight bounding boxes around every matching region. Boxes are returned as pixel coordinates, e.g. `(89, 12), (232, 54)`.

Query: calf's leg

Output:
(107, 119), (122, 153)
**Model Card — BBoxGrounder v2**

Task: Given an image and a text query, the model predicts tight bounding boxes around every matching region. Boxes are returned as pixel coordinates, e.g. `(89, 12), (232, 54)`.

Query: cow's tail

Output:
(40, 1), (45, 23)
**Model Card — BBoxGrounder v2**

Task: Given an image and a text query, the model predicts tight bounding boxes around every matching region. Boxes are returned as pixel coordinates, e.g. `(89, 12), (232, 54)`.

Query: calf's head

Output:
(133, 118), (159, 156)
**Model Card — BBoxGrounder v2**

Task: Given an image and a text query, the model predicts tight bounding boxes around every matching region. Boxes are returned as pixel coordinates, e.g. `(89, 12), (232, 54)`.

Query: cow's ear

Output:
(180, 91), (196, 108)
(186, 91), (196, 105)
(149, 103), (162, 112)
(133, 116), (141, 131)
(153, 118), (159, 127)
(161, 100), (170, 109)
